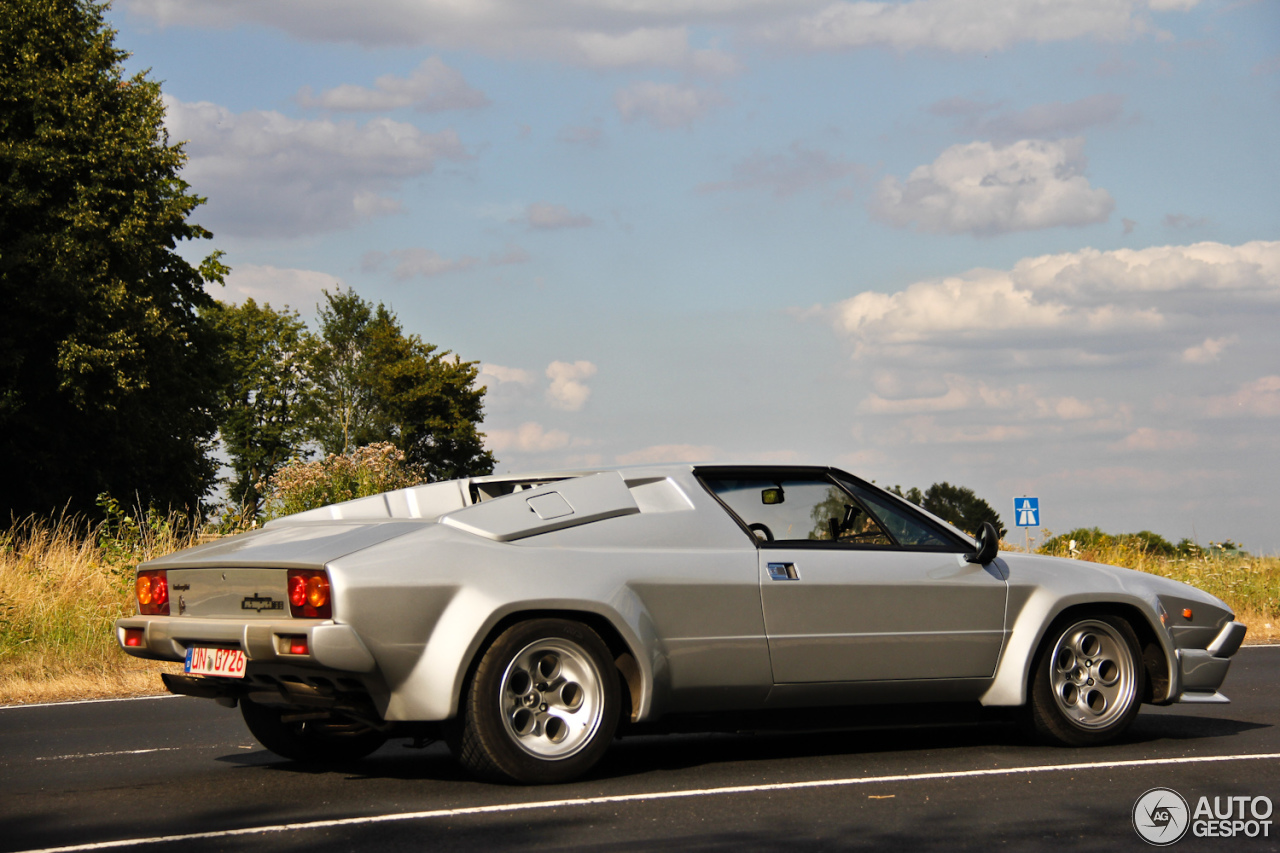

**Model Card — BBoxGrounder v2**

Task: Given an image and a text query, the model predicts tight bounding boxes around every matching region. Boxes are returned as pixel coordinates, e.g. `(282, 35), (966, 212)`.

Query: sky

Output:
(105, 0), (1280, 552)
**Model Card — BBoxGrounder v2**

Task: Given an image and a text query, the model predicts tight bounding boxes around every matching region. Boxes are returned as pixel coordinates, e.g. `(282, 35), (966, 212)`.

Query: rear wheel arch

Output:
(456, 607), (647, 726)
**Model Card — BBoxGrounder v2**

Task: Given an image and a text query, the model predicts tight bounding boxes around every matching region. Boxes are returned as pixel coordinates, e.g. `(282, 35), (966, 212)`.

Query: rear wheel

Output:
(240, 699), (387, 763)
(1027, 615), (1144, 746)
(450, 618), (620, 784)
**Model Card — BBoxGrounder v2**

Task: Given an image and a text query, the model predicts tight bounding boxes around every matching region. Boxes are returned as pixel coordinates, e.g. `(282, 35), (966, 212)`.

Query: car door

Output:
(702, 471), (1008, 683)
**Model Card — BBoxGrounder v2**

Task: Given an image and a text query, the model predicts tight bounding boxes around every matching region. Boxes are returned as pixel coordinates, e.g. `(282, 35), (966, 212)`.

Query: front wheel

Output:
(1026, 615), (1144, 746)
(451, 618), (620, 784)
(240, 699), (387, 763)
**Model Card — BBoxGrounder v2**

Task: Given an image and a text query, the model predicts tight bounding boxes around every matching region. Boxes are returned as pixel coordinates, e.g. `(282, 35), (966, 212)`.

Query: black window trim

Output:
(693, 465), (972, 553)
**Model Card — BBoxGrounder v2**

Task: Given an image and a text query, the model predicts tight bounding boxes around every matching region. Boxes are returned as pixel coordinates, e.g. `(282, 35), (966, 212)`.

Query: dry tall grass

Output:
(1031, 540), (1280, 644)
(0, 513), (192, 705)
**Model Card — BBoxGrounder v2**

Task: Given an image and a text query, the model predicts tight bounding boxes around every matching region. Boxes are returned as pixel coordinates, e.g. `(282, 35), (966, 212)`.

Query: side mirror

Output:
(965, 521), (1000, 565)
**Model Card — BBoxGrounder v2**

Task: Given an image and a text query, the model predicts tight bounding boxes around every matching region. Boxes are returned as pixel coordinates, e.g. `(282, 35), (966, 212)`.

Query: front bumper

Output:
(1175, 620), (1247, 704)
(114, 616), (377, 673)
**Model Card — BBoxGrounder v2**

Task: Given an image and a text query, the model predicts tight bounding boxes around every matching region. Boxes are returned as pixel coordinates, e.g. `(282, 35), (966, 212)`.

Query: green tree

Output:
(915, 482), (1006, 538)
(887, 485), (924, 505)
(299, 288), (378, 455)
(0, 0), (226, 519)
(301, 288), (495, 481)
(206, 299), (310, 517)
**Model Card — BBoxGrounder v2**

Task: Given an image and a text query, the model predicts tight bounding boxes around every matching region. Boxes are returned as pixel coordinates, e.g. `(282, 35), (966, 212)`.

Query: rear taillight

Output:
(123, 627), (144, 647)
(286, 569), (331, 619)
(136, 570), (169, 615)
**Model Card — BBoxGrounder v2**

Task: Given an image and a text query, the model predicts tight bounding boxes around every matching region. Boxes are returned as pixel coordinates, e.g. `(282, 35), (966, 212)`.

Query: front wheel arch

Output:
(1030, 602), (1169, 705)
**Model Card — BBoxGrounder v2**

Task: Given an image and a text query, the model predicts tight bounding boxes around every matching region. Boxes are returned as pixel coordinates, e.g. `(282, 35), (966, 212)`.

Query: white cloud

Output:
(522, 203), (594, 230)
(361, 249), (479, 280)
(486, 422), (572, 453)
(557, 125), (604, 147)
(130, 0), (1200, 64)
(932, 94), (1127, 141)
(1163, 212), (1211, 231)
(296, 57), (489, 112)
(698, 142), (863, 198)
(1196, 376), (1280, 418)
(128, 1), (753, 71)
(615, 82), (725, 130)
(572, 27), (739, 74)
(832, 240), (1280, 360)
(763, 0), (1169, 53)
(546, 360), (598, 410)
(898, 416), (1032, 445)
(1182, 335), (1237, 364)
(871, 138), (1114, 236)
(210, 264), (341, 311)
(859, 374), (1014, 414)
(1110, 427), (1198, 452)
(480, 364), (537, 385)
(616, 443), (718, 465)
(165, 97), (469, 238)
(489, 245), (532, 265)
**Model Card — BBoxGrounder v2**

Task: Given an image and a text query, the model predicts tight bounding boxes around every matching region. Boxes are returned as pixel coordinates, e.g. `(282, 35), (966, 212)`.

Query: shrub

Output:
(259, 442), (425, 520)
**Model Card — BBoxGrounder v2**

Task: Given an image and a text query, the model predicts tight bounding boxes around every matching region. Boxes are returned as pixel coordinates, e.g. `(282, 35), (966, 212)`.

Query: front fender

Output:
(979, 554), (1177, 707)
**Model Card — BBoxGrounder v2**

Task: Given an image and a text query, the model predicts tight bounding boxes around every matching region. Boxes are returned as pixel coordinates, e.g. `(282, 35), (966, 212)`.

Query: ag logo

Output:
(1133, 787), (1190, 845)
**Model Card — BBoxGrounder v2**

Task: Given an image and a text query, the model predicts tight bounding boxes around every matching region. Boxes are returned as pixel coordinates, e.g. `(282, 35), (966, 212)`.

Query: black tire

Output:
(1026, 614), (1145, 747)
(240, 698), (387, 763)
(450, 618), (620, 784)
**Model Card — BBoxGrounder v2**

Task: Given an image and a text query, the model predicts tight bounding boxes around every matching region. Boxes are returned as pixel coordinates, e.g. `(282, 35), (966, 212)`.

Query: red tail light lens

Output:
(136, 570), (170, 615)
(287, 636), (308, 655)
(289, 574), (307, 608)
(123, 628), (144, 647)
(286, 570), (332, 619)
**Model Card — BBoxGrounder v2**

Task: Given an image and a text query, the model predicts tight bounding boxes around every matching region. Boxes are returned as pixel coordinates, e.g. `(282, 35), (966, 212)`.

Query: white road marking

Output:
(36, 748), (181, 762)
(17, 751), (1280, 853)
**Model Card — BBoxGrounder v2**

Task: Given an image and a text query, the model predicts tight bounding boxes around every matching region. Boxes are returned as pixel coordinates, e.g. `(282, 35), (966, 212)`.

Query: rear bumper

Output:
(1174, 621), (1247, 704)
(114, 616), (377, 674)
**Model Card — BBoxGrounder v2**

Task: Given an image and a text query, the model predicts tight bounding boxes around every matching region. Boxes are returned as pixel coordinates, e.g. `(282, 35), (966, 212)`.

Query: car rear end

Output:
(114, 521), (425, 734)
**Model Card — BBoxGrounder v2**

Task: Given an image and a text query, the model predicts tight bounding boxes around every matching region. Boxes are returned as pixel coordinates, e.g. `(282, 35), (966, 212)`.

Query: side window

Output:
(704, 478), (893, 546)
(839, 480), (959, 550)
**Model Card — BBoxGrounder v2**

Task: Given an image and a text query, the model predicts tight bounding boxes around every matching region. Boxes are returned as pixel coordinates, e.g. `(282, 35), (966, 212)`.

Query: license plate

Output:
(184, 646), (247, 678)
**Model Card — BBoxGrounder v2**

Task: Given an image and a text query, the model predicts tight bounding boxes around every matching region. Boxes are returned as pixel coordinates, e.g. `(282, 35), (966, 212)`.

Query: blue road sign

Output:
(1014, 497), (1040, 528)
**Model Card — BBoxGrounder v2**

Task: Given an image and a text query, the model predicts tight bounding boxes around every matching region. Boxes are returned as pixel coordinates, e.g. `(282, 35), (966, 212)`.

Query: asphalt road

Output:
(2, 647), (1278, 853)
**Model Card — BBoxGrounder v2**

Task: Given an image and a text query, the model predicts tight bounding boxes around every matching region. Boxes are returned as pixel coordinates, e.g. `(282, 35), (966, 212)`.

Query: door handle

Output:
(767, 562), (799, 581)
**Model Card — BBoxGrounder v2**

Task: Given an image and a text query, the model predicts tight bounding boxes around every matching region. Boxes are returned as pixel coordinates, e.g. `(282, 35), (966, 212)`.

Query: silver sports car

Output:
(116, 464), (1246, 783)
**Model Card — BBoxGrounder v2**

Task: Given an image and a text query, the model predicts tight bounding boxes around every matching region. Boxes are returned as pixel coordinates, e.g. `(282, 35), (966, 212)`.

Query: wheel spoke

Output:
(499, 638), (606, 759)
(1047, 619), (1136, 730)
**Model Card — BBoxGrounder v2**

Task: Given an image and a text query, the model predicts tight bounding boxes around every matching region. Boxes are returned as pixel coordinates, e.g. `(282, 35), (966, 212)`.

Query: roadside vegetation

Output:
(0, 503), (194, 705)
(1031, 530), (1279, 645)
(0, 448), (426, 706)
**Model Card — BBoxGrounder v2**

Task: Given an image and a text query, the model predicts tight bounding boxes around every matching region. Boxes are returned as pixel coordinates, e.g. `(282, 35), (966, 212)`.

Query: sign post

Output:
(1014, 497), (1040, 552)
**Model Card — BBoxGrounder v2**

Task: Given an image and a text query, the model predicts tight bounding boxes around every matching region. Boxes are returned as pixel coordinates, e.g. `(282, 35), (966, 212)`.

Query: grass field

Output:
(0, 514), (188, 706)
(2, 518), (1276, 705)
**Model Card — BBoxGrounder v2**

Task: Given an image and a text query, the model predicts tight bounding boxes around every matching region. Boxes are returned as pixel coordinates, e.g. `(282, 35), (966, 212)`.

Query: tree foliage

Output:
(890, 482), (1006, 539)
(0, 0), (226, 518)
(299, 288), (495, 482)
(205, 299), (310, 517)
(1040, 527), (1178, 557)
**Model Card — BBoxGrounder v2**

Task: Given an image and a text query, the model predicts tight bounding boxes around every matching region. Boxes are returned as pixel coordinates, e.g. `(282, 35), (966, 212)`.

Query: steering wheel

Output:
(748, 523), (774, 543)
